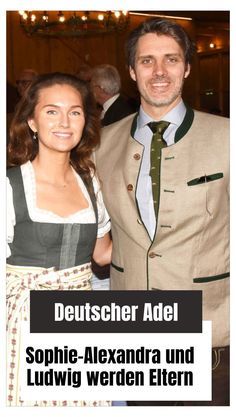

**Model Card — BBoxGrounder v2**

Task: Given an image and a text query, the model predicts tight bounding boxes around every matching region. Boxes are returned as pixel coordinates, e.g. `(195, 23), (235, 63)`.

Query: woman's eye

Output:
(47, 109), (57, 115)
(71, 111), (80, 116)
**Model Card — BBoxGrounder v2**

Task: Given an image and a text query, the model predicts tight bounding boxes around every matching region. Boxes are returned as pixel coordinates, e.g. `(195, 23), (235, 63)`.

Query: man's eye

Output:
(167, 57), (178, 63)
(142, 58), (152, 64)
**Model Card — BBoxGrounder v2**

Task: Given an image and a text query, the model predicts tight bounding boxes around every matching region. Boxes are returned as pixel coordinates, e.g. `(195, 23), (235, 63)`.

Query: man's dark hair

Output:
(126, 18), (196, 69)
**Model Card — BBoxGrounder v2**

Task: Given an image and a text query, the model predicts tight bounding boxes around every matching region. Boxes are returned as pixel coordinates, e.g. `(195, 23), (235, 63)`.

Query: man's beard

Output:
(140, 76), (185, 108)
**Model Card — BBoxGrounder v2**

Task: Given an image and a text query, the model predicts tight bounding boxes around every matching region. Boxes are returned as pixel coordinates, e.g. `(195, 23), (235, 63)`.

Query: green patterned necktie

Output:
(148, 121), (170, 215)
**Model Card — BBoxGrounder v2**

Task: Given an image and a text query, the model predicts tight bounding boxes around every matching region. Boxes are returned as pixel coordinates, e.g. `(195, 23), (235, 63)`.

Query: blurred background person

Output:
(7, 69), (38, 137)
(75, 63), (93, 83)
(90, 64), (136, 126)
(16, 68), (38, 98)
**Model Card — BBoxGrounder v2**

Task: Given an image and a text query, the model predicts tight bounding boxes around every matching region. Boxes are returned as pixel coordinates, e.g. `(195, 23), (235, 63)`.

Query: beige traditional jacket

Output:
(95, 109), (229, 347)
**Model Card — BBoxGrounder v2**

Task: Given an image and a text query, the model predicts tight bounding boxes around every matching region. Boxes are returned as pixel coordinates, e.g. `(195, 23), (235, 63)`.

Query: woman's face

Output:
(28, 83), (85, 155)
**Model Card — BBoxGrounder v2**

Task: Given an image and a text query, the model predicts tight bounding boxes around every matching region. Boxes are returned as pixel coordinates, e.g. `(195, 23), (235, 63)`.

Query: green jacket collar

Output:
(130, 103), (194, 142)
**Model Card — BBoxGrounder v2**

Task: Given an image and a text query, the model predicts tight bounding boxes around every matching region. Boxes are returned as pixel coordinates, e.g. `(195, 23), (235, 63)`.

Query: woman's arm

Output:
(7, 177), (16, 258)
(92, 232), (112, 266)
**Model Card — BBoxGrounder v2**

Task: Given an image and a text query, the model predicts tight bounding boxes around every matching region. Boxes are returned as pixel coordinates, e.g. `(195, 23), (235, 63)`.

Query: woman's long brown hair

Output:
(7, 72), (101, 185)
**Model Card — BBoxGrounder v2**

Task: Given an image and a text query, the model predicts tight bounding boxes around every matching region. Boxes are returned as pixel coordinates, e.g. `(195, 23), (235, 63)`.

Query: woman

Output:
(7, 72), (112, 406)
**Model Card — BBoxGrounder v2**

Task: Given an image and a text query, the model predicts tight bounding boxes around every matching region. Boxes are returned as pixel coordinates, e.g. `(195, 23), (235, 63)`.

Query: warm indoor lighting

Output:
(18, 10), (130, 37)
(22, 12), (28, 20)
(42, 11), (48, 22)
(58, 11), (65, 23)
(209, 42), (216, 49)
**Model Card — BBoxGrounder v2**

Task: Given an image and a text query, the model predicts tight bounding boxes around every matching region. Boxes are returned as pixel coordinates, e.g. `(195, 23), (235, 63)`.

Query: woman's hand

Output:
(92, 232), (112, 266)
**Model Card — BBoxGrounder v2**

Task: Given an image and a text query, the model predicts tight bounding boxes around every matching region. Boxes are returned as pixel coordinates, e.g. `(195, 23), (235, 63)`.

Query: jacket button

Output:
(149, 252), (157, 258)
(127, 184), (133, 191)
(133, 153), (141, 160)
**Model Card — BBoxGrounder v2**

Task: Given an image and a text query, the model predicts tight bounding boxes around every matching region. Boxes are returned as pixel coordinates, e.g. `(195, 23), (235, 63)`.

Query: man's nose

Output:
(152, 60), (166, 76)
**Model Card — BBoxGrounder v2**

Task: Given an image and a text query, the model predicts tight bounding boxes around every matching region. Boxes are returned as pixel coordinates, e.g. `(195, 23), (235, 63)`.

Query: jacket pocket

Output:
(111, 262), (124, 273)
(193, 272), (229, 283)
(187, 172), (223, 186)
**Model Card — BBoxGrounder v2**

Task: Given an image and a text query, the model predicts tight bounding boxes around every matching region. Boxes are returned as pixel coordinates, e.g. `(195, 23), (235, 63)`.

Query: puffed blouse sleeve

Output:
(7, 177), (16, 258)
(92, 174), (111, 238)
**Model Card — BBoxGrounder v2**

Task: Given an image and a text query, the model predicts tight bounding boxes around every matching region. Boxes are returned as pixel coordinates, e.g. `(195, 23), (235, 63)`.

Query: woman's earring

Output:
(33, 132), (38, 140)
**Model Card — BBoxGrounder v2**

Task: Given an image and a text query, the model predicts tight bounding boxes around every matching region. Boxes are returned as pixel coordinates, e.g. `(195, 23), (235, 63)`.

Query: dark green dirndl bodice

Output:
(7, 166), (98, 270)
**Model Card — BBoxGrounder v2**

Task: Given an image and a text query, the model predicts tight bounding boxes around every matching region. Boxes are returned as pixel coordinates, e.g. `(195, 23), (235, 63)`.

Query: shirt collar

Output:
(137, 99), (186, 130)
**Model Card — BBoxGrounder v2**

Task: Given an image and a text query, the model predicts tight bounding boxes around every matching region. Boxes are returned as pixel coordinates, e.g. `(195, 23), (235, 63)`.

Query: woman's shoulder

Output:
(7, 161), (30, 181)
(7, 165), (21, 181)
(90, 172), (104, 198)
(73, 167), (101, 195)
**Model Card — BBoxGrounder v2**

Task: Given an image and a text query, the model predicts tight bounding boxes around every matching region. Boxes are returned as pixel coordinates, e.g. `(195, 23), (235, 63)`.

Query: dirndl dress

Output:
(6, 164), (111, 406)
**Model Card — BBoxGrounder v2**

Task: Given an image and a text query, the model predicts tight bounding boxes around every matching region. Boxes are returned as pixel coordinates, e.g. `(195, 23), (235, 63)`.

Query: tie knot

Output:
(148, 121), (170, 135)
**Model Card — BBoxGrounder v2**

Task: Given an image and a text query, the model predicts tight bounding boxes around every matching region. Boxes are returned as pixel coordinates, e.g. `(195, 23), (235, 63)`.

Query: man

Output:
(7, 69), (38, 140)
(16, 68), (38, 98)
(95, 18), (229, 406)
(90, 64), (135, 126)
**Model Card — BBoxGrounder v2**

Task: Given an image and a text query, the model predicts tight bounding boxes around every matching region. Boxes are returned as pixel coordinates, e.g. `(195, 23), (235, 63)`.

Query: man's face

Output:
(90, 81), (107, 106)
(16, 70), (37, 97)
(129, 33), (190, 118)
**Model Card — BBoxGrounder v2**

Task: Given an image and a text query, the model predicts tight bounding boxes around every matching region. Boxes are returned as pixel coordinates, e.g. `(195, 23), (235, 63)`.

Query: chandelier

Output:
(18, 10), (130, 37)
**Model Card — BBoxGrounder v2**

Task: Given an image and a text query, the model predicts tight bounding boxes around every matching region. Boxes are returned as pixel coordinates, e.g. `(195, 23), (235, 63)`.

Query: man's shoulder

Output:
(193, 109), (229, 127)
(191, 110), (229, 149)
(96, 113), (137, 157)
